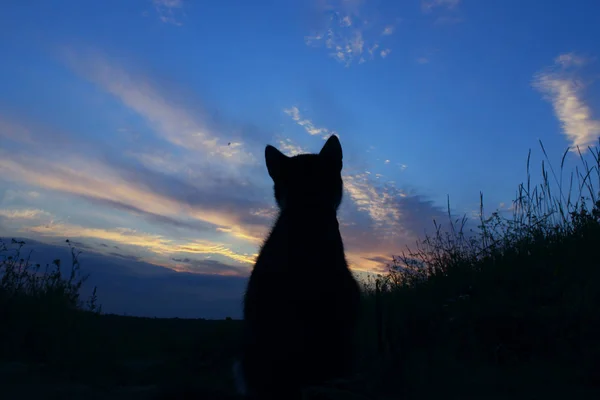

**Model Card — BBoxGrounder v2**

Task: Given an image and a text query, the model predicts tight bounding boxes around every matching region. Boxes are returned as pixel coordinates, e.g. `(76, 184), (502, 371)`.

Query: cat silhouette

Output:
(235, 135), (361, 399)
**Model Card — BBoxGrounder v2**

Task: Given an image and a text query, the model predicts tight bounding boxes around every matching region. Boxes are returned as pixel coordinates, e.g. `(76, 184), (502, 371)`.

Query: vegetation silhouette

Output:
(1, 140), (600, 399)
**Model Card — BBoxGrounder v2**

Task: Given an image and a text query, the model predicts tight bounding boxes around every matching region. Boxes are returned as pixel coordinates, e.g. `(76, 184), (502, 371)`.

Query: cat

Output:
(235, 135), (361, 399)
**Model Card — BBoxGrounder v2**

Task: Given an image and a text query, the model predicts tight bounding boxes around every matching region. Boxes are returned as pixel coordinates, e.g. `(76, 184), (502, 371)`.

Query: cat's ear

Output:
(265, 145), (288, 181)
(319, 135), (343, 169)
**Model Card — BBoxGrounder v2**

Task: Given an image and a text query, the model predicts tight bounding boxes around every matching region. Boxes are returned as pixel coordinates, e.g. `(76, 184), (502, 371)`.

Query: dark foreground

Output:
(0, 315), (242, 399)
(1, 310), (599, 400)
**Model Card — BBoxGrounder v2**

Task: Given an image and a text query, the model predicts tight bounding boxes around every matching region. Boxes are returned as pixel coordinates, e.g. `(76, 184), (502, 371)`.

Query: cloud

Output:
(555, 53), (587, 67)
(343, 172), (400, 230)
(304, 1), (398, 66)
(1, 129), (444, 273)
(533, 53), (600, 151)
(103, 153), (269, 225)
(380, 49), (391, 58)
(152, 0), (185, 26)
(339, 186), (449, 273)
(0, 146), (268, 255)
(0, 208), (52, 220)
(171, 257), (249, 276)
(284, 106), (334, 139)
(0, 53), (274, 273)
(1, 51), (275, 250)
(278, 106), (448, 272)
(276, 116), (417, 264)
(1, 46), (448, 275)
(276, 137), (309, 156)
(1, 99), (268, 266)
(25, 222), (257, 266)
(80, 197), (216, 233)
(63, 49), (256, 168)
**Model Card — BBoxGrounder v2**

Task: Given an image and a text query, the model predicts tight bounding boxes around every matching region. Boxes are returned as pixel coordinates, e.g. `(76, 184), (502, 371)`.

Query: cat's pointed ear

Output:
(319, 135), (343, 167)
(265, 145), (288, 181)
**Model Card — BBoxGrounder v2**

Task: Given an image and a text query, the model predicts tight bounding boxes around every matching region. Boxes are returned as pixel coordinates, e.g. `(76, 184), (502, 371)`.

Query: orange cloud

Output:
(1, 149), (411, 272)
(27, 223), (257, 265)
(0, 154), (267, 244)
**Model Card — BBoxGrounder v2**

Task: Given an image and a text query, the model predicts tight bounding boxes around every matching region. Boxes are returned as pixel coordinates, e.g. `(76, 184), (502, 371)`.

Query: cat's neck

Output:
(262, 206), (344, 260)
(277, 206), (339, 228)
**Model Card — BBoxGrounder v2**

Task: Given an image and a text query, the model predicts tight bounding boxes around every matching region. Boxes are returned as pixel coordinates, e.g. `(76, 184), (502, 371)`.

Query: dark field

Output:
(0, 314), (244, 399)
(1, 306), (599, 400)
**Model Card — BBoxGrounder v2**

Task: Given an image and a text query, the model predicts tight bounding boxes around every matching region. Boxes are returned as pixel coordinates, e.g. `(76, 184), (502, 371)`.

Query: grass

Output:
(2, 141), (600, 399)
(356, 141), (600, 399)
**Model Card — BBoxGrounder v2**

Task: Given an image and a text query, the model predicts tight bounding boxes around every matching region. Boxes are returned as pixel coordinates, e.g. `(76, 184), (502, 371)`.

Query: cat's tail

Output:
(232, 358), (247, 396)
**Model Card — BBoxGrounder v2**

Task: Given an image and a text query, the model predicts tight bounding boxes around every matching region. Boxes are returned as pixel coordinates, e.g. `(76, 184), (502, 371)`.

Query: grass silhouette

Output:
(1, 141), (600, 399)
(355, 141), (600, 398)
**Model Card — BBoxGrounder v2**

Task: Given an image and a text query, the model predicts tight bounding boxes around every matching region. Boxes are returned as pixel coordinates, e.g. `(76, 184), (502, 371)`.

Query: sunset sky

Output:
(1, 0), (599, 318)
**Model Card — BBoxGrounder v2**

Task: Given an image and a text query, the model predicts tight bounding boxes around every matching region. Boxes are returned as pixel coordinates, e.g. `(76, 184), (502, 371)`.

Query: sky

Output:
(1, 0), (600, 318)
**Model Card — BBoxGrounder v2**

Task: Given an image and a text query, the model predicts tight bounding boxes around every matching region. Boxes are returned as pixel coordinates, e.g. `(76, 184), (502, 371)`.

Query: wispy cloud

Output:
(27, 222), (256, 266)
(343, 172), (401, 230)
(304, 1), (398, 66)
(533, 53), (600, 151)
(281, 106), (436, 242)
(1, 47), (446, 275)
(171, 257), (249, 276)
(276, 137), (309, 156)
(63, 50), (256, 168)
(280, 107), (446, 271)
(0, 50), (274, 275)
(284, 106), (334, 139)
(1, 114), (443, 273)
(555, 53), (587, 67)
(0, 208), (52, 220)
(0, 151), (268, 245)
(152, 0), (185, 26)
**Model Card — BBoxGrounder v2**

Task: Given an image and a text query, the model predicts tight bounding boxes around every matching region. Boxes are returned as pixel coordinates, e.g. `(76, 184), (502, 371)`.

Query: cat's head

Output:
(265, 135), (343, 211)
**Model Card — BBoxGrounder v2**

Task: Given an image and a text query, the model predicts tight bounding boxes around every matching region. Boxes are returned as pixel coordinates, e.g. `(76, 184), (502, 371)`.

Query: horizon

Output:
(1, 0), (600, 318)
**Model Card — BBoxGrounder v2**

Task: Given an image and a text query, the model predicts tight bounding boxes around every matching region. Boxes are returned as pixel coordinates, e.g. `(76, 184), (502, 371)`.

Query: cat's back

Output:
(238, 135), (360, 398)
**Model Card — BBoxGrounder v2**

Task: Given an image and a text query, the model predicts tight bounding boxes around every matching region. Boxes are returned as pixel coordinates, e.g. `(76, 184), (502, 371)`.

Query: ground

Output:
(2, 312), (599, 399)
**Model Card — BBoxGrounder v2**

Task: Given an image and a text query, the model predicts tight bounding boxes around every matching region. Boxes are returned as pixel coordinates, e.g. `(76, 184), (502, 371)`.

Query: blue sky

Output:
(1, 0), (600, 317)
